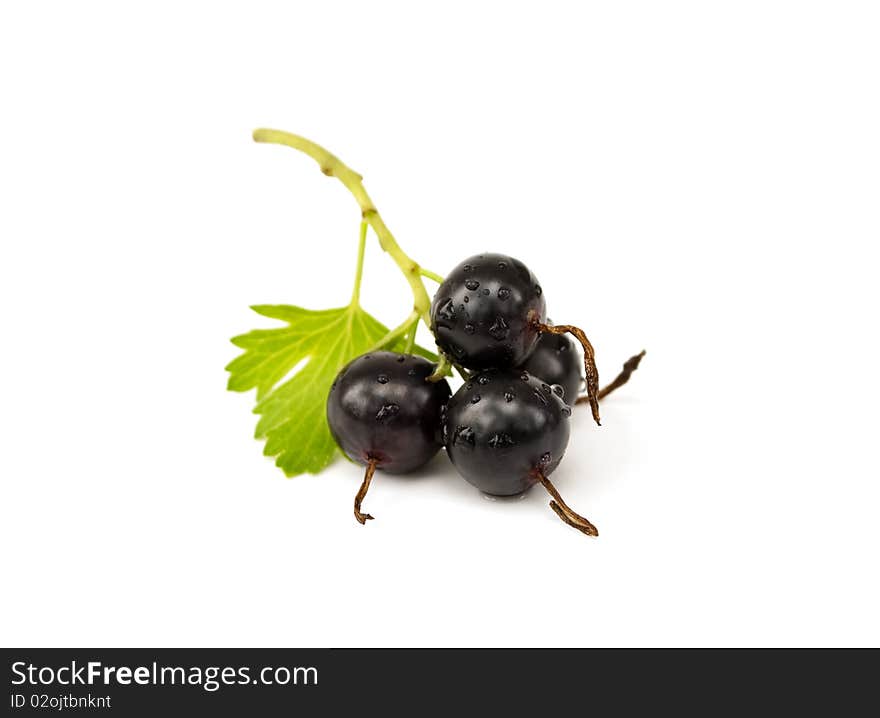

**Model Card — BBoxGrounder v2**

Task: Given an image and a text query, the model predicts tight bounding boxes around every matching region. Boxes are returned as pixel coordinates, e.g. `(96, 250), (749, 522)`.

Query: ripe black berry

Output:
(431, 253), (603, 426)
(430, 253), (547, 370)
(519, 332), (582, 403)
(327, 351), (451, 524)
(444, 368), (598, 536)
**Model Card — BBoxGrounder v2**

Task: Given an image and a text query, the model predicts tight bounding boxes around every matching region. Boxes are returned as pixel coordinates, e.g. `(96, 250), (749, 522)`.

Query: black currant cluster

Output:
(327, 253), (643, 536)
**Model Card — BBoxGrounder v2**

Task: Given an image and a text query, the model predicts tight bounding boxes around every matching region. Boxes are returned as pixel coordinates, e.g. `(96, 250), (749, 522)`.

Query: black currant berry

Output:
(519, 332), (582, 404)
(327, 351), (451, 524)
(430, 253), (547, 371)
(431, 253), (603, 426)
(444, 369), (598, 536)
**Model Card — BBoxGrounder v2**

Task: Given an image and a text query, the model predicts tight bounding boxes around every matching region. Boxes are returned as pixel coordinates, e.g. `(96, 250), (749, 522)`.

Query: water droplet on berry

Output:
(481, 288), (490, 295)
(466, 382), (473, 390)
(396, 355), (406, 362)
(551, 384), (565, 398)
(464, 323), (475, 334)
(470, 394), (481, 404)
(562, 406), (572, 417)
(377, 374), (389, 384)
(450, 343), (466, 358)
(408, 367), (417, 376)
(454, 426), (475, 447)
(504, 391), (516, 402)
(497, 287), (510, 300)
(375, 403), (400, 421)
(477, 375), (490, 385)
(535, 284), (543, 296)
(539, 451), (552, 465)
(465, 279), (480, 291)
(497, 261), (507, 270)
(489, 316), (510, 340)
(488, 433), (514, 449)
(463, 296), (469, 303)
(520, 372), (530, 381)
(437, 298), (456, 321)
(541, 383), (551, 392)
(463, 264), (473, 272)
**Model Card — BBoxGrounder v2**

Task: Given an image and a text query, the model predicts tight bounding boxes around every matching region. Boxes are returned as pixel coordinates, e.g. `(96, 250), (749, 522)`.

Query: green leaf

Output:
(226, 303), (438, 477)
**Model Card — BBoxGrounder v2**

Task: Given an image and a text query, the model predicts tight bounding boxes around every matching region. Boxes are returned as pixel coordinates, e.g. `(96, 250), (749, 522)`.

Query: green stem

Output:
(420, 268), (444, 284)
(403, 316), (419, 354)
(453, 364), (472, 382)
(350, 220), (368, 306)
(368, 310), (420, 353)
(427, 352), (453, 382)
(253, 129), (434, 327)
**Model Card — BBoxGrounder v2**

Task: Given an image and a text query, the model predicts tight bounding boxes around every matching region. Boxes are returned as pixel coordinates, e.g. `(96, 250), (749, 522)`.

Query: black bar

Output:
(1, 648), (877, 714)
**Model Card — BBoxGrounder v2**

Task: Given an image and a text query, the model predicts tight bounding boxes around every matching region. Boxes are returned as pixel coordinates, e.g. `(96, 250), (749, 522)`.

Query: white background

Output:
(1, 1), (878, 647)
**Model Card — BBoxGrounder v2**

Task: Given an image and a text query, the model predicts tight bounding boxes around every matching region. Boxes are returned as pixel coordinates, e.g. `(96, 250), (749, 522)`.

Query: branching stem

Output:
(426, 352), (453, 382)
(368, 309), (420, 353)
(420, 268), (444, 283)
(453, 363), (473, 382)
(403, 316), (419, 354)
(254, 129), (435, 327)
(350, 220), (368, 306)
